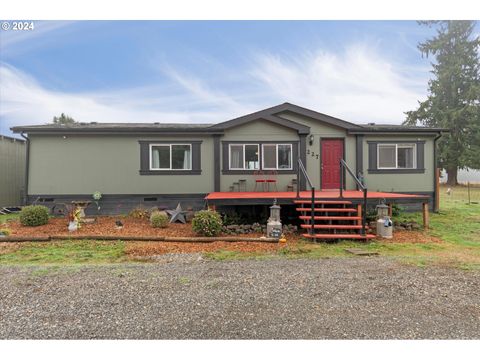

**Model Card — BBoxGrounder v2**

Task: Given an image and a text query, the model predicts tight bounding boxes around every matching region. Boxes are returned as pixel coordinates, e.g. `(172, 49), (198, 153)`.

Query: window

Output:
(377, 143), (416, 169)
(262, 144), (293, 170)
(150, 144), (192, 170)
(229, 144), (259, 170)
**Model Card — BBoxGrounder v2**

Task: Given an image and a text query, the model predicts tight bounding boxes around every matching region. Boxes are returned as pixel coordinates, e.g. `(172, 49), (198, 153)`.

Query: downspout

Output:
(20, 132), (29, 205)
(433, 132), (442, 212)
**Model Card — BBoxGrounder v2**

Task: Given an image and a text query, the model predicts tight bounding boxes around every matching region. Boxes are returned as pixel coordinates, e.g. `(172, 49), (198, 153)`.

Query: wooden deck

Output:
(205, 190), (429, 205)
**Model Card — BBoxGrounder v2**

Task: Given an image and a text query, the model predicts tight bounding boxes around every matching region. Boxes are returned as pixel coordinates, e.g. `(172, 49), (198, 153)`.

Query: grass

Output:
(0, 240), (126, 265)
(206, 185), (480, 270)
(0, 213), (20, 224)
(1, 185), (479, 269)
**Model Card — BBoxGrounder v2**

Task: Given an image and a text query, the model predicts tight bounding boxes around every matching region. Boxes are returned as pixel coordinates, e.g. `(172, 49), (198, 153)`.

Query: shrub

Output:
(192, 210), (223, 237)
(150, 211), (169, 228)
(19, 205), (49, 226)
(129, 206), (149, 219)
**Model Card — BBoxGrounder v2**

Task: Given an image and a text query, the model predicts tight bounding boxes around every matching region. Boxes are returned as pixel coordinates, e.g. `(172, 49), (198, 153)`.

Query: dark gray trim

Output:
(138, 140), (202, 175)
(213, 135), (221, 192)
(12, 126), (223, 135)
(367, 141), (426, 174)
(432, 133), (442, 212)
(210, 113), (310, 134)
(348, 129), (447, 135)
(139, 170), (202, 175)
(367, 169), (426, 174)
(20, 133), (29, 205)
(319, 137), (346, 189)
(299, 134), (307, 191)
(368, 142), (377, 171)
(366, 140), (426, 144)
(221, 141), (299, 175)
(209, 102), (359, 132)
(355, 135), (364, 177)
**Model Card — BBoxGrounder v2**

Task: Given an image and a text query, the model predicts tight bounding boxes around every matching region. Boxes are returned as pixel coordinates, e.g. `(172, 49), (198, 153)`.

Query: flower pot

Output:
(68, 221), (78, 232)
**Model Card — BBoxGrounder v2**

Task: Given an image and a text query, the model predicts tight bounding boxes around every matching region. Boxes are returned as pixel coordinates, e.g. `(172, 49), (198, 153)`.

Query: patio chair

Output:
(253, 170), (267, 191)
(265, 170), (278, 192)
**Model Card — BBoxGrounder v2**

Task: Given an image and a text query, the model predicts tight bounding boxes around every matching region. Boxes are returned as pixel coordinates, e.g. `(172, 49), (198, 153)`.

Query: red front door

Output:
(321, 139), (344, 189)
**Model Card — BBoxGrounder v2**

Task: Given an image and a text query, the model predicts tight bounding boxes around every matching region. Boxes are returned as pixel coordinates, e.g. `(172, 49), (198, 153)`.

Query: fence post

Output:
(434, 168), (440, 212)
(468, 182), (471, 205)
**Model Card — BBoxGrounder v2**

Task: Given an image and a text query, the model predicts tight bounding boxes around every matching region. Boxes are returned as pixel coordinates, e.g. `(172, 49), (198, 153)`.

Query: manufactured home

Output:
(11, 103), (446, 239)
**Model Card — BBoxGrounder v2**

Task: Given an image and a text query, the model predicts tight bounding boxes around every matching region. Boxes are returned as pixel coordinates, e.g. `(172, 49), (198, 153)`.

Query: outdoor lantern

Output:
(376, 203), (389, 219)
(269, 199), (281, 222)
(267, 199), (282, 238)
(309, 134), (314, 146)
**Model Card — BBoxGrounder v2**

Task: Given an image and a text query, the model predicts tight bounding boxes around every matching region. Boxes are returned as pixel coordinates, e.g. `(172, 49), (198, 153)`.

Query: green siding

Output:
(220, 120), (298, 192)
(278, 112), (357, 189)
(361, 135), (435, 192)
(28, 135), (214, 195)
(0, 136), (26, 206)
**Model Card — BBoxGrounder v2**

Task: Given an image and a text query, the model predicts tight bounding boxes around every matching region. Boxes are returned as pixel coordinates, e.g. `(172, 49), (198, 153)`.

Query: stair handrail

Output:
(339, 159), (367, 235)
(296, 158), (315, 234)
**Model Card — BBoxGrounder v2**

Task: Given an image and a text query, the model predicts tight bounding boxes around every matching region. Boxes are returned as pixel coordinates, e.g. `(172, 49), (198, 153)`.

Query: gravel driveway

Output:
(1, 256), (479, 339)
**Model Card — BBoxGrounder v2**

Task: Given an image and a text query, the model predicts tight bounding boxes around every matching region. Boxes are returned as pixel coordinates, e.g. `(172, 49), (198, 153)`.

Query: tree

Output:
(404, 21), (480, 185)
(53, 113), (76, 125)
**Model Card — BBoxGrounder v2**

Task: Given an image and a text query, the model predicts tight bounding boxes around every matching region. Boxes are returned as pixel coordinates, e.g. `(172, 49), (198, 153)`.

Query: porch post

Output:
(213, 135), (221, 192)
(299, 134), (307, 191)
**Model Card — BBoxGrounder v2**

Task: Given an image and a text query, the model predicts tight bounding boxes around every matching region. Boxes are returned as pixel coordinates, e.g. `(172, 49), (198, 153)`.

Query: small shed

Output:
(0, 135), (26, 207)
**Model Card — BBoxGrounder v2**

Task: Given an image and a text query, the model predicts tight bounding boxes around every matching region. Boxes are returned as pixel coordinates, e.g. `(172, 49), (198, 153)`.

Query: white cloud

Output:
(0, 42), (430, 136)
(250, 44), (428, 124)
(0, 63), (255, 134)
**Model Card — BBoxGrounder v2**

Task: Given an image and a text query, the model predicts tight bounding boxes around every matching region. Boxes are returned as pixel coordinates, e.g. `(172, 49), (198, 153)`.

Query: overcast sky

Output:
(0, 20), (469, 135)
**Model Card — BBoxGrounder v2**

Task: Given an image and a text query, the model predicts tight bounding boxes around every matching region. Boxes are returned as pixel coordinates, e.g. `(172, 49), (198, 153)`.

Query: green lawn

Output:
(1, 186), (480, 268)
(0, 240), (126, 265)
(207, 186), (480, 270)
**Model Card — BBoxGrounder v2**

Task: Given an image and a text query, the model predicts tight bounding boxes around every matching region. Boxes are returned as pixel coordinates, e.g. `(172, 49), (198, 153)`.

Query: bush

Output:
(129, 206), (149, 219)
(20, 205), (49, 226)
(192, 210), (223, 237)
(150, 211), (169, 228)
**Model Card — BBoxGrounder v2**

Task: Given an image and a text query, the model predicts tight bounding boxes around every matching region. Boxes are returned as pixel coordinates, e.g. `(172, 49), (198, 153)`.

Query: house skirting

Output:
(27, 194), (207, 215)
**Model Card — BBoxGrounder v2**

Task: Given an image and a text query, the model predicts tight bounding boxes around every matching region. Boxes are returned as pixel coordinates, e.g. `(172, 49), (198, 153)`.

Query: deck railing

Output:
(339, 159), (368, 235)
(296, 159), (315, 234)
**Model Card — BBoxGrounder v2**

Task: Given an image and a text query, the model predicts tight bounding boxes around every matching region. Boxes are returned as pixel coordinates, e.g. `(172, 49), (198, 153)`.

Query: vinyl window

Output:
(377, 143), (416, 169)
(229, 144), (259, 170)
(150, 144), (192, 170)
(262, 144), (293, 170)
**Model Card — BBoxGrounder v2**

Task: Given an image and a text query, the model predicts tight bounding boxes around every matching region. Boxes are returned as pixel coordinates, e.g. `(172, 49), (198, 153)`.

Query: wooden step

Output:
(300, 224), (367, 230)
(303, 233), (376, 240)
(293, 199), (352, 205)
(298, 215), (361, 221)
(295, 207), (357, 212)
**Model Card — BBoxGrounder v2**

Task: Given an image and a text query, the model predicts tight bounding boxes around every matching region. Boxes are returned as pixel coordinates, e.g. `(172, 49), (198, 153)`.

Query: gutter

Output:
(433, 132), (443, 212)
(20, 132), (29, 205)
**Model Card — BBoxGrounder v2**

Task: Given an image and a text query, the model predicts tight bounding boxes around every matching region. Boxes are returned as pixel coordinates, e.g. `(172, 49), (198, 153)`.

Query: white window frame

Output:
(149, 143), (192, 171)
(377, 143), (416, 170)
(262, 143), (293, 170)
(228, 144), (259, 170)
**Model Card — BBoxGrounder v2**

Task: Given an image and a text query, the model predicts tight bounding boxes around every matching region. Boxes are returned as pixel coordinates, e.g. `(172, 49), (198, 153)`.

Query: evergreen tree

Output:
(405, 21), (480, 185)
(53, 113), (76, 125)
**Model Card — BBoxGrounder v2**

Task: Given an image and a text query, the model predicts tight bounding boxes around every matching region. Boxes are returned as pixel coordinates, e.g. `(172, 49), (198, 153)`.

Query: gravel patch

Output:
(0, 257), (479, 339)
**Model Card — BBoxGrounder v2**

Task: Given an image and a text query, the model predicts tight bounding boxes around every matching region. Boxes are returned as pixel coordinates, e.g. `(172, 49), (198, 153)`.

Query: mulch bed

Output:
(379, 230), (443, 244)
(3, 216), (275, 240)
(0, 216), (442, 257)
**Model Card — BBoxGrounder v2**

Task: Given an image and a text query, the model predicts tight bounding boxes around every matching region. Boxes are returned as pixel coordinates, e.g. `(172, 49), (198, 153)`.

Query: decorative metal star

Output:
(166, 203), (188, 224)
